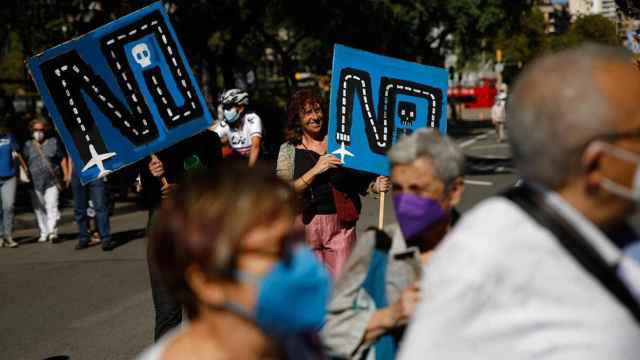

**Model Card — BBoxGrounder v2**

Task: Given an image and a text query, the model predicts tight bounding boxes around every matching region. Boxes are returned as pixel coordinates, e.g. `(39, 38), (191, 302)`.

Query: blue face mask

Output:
(223, 108), (239, 123)
(224, 246), (331, 335)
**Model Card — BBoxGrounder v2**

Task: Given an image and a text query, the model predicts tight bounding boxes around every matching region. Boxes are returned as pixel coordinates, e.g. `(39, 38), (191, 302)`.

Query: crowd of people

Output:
(0, 88), (262, 253)
(0, 116), (115, 250)
(140, 43), (640, 359)
(5, 43), (640, 359)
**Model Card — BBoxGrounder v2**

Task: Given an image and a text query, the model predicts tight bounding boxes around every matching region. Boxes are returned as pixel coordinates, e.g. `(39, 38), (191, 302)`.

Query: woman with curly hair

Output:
(276, 89), (390, 279)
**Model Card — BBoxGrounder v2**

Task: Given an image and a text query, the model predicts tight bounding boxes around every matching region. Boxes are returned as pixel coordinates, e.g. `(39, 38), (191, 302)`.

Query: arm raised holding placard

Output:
(293, 154), (342, 192)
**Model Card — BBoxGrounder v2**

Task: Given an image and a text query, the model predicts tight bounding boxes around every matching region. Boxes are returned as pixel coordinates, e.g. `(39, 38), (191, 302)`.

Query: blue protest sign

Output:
(328, 44), (448, 176)
(27, 2), (212, 184)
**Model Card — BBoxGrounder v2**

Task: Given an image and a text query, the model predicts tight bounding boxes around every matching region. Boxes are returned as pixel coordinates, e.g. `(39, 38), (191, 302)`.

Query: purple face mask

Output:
(393, 193), (445, 239)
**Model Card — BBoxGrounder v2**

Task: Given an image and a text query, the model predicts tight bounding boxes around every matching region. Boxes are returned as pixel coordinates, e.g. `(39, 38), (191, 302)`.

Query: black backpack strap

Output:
(503, 184), (640, 325)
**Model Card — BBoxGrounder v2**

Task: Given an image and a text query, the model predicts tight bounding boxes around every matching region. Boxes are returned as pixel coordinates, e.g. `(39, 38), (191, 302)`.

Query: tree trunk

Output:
(220, 39), (238, 90)
(280, 52), (296, 98)
(206, 56), (219, 99)
(18, 28), (34, 90)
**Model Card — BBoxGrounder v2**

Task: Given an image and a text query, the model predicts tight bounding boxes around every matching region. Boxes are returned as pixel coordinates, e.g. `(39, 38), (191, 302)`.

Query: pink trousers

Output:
(303, 213), (356, 279)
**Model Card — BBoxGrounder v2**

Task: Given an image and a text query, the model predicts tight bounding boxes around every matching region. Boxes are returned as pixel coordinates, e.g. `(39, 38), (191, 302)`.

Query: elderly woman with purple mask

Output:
(322, 129), (465, 360)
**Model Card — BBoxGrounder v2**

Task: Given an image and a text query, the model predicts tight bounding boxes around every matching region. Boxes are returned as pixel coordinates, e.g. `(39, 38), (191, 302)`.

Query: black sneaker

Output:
(102, 242), (117, 251)
(75, 243), (89, 250)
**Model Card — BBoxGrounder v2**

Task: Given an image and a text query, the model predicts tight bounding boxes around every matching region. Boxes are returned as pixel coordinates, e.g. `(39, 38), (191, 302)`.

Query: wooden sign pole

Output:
(378, 192), (385, 230)
(150, 154), (169, 186)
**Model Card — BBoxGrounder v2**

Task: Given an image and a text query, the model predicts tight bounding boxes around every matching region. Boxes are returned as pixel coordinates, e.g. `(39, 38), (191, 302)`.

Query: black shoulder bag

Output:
(503, 184), (640, 326)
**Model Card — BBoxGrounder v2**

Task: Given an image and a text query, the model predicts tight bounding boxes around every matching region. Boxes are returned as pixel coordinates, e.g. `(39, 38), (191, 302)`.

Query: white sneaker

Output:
(37, 235), (48, 243)
(4, 237), (18, 248)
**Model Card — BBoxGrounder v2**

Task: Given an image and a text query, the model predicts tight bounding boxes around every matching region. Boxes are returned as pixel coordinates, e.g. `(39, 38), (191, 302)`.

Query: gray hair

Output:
(508, 43), (633, 189)
(388, 128), (465, 187)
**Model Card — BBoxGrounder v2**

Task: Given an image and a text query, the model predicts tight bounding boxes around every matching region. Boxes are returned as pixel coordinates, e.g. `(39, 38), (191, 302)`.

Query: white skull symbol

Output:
(132, 43), (151, 68)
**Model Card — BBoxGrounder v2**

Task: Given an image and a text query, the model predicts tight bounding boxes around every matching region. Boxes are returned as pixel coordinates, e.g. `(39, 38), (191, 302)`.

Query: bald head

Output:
(507, 44), (639, 189)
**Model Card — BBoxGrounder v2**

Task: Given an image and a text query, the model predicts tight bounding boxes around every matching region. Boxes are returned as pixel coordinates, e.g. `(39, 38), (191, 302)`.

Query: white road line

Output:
(464, 179), (494, 186)
(460, 134), (487, 148)
(469, 143), (510, 151)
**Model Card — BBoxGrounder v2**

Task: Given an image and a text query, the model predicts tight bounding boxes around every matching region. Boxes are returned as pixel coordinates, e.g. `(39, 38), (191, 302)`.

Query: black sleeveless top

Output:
(294, 148), (336, 215)
(293, 148), (375, 218)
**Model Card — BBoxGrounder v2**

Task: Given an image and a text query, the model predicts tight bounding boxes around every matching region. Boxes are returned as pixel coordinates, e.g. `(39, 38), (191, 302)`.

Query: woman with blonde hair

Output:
(22, 117), (68, 243)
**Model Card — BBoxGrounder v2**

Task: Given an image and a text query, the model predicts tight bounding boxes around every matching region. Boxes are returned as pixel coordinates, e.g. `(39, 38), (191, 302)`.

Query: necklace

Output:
(301, 135), (326, 155)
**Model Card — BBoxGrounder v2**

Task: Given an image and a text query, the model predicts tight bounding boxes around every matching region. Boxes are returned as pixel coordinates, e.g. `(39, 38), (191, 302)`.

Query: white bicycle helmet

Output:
(220, 89), (249, 106)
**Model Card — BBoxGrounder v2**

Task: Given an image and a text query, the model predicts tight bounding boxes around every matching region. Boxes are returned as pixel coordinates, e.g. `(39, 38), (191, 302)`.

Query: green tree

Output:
(442, 0), (535, 64)
(616, 0), (640, 17)
(0, 33), (25, 94)
(0, 0), (144, 92)
(551, 14), (619, 50)
(0, 0), (536, 107)
(494, 7), (548, 66)
(257, 0), (534, 90)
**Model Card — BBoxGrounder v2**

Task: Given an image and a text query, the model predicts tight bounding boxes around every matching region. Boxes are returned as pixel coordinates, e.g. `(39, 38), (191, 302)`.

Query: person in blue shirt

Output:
(0, 118), (28, 248)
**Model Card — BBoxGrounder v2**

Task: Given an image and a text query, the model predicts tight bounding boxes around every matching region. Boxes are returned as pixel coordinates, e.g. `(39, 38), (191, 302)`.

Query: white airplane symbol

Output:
(331, 142), (354, 163)
(81, 144), (116, 178)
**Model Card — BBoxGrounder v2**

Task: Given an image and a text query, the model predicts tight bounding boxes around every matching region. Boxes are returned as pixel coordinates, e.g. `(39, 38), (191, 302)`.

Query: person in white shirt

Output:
(399, 44), (640, 360)
(490, 90), (507, 142)
(213, 89), (262, 167)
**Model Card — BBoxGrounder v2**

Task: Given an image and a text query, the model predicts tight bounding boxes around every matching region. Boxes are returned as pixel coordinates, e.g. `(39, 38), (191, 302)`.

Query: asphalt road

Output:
(0, 124), (517, 360)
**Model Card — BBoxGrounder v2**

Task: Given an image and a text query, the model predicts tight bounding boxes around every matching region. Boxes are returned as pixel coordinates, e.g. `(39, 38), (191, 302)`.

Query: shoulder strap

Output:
(33, 140), (59, 179)
(503, 185), (640, 325)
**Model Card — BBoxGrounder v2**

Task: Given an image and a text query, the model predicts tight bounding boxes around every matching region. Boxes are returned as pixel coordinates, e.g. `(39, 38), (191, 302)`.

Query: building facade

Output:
(569, 0), (617, 21)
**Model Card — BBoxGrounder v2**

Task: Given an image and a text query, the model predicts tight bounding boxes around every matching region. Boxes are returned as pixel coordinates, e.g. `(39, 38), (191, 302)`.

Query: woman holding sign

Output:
(277, 89), (390, 279)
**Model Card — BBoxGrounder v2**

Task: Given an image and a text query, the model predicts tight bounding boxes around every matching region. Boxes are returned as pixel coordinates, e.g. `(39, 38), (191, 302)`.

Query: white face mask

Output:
(592, 141), (640, 202)
(223, 108), (239, 123)
(32, 131), (45, 142)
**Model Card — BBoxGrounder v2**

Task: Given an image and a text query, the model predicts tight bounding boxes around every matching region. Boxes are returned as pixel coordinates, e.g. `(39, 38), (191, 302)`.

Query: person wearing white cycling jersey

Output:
(213, 89), (262, 167)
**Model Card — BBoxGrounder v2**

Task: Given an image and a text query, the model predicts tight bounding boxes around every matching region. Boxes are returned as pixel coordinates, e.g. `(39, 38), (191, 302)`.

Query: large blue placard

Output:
(28, 2), (212, 184)
(328, 44), (448, 176)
